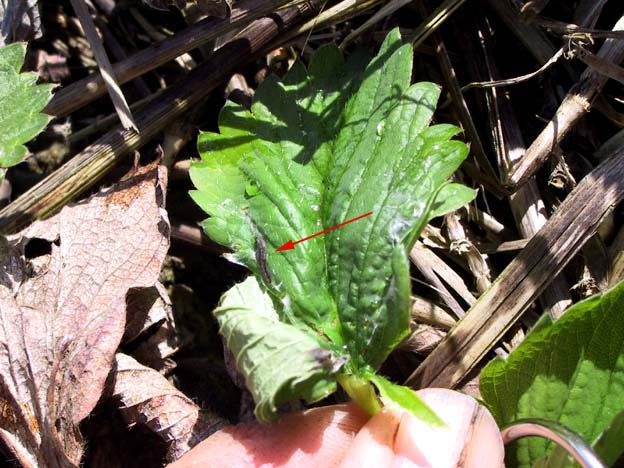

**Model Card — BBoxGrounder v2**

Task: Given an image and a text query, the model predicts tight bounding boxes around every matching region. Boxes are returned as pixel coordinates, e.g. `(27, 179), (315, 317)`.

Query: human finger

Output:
(393, 388), (504, 468)
(168, 402), (369, 468)
(338, 408), (402, 468)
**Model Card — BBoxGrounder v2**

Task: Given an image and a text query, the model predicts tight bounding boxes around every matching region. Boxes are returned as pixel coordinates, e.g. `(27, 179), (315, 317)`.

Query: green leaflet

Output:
(215, 277), (339, 422)
(191, 29), (475, 420)
(0, 42), (53, 168)
(480, 280), (624, 468)
(591, 410), (624, 467)
(368, 373), (444, 427)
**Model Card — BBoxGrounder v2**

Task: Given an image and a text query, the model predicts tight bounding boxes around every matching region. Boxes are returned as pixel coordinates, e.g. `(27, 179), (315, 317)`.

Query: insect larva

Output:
(310, 348), (348, 374)
(256, 237), (272, 285)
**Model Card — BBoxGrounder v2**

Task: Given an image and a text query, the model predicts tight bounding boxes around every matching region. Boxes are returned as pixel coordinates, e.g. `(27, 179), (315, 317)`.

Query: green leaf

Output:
(191, 29), (473, 419)
(0, 42), (53, 167)
(215, 276), (340, 423)
(429, 183), (477, 221)
(480, 280), (624, 468)
(368, 373), (445, 427)
(592, 410), (624, 467)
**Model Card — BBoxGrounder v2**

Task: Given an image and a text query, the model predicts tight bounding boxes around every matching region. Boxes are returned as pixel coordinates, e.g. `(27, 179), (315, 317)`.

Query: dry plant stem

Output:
(171, 223), (228, 254)
(426, 27), (504, 198)
(445, 213), (491, 294)
(577, 49), (624, 86)
(521, 0), (550, 16)
(478, 24), (571, 318)
(162, 120), (195, 169)
(94, 17), (152, 98)
(593, 95), (624, 127)
(468, 206), (515, 241)
(340, 0), (412, 49)
(406, 145), (624, 389)
(483, 0), (579, 103)
(532, 16), (624, 40)
(129, 7), (167, 41)
(69, 0), (138, 130)
(129, 7), (197, 70)
(410, 249), (465, 319)
(573, 0), (609, 28)
(414, 242), (477, 307)
(461, 47), (565, 92)
(421, 224), (449, 249)
(275, 0), (381, 47)
(0, 2), (320, 234)
(477, 238), (530, 254)
(410, 242), (475, 319)
(45, 0), (304, 117)
(485, 0), (558, 64)
(68, 91), (162, 145)
(509, 15), (624, 188)
(411, 0), (468, 50)
(411, 295), (456, 330)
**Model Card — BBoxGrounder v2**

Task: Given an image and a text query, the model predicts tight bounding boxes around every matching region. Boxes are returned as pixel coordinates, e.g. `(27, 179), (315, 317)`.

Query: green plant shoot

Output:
(190, 28), (475, 423)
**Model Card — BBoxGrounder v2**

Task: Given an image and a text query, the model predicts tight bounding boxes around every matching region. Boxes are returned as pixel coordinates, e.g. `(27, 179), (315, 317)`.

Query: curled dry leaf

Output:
(0, 165), (169, 467)
(124, 283), (173, 343)
(112, 353), (225, 462)
(131, 321), (179, 374)
(125, 283), (179, 373)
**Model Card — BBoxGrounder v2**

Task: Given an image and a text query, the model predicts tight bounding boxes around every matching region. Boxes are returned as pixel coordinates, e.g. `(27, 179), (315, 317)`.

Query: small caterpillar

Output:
(256, 237), (272, 285)
(310, 348), (348, 374)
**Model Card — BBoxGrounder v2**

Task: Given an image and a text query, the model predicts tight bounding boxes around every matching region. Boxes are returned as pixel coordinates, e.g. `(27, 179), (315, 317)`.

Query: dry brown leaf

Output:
(125, 283), (179, 373)
(131, 320), (179, 374)
(112, 353), (224, 462)
(124, 283), (173, 344)
(0, 165), (169, 467)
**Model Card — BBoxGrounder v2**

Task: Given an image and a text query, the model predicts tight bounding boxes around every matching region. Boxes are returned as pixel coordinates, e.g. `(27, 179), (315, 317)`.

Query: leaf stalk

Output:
(337, 374), (381, 417)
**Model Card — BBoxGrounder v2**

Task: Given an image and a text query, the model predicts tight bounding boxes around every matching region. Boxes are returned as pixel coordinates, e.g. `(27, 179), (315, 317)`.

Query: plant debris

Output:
(0, 164), (169, 466)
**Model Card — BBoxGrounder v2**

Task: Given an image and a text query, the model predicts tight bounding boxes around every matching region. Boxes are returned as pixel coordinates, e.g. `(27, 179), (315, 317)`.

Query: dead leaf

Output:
(124, 283), (179, 373)
(81, 399), (168, 468)
(0, 0), (42, 46)
(124, 283), (172, 343)
(0, 165), (170, 467)
(34, 49), (70, 83)
(112, 353), (224, 462)
(131, 320), (179, 374)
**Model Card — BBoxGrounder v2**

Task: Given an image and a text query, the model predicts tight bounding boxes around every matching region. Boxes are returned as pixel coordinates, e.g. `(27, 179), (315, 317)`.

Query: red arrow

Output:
(276, 211), (374, 252)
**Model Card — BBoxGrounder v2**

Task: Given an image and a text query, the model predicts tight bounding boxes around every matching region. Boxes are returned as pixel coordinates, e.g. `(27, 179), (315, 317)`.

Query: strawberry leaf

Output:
(0, 42), (53, 168)
(480, 280), (624, 468)
(215, 276), (340, 422)
(191, 29), (475, 420)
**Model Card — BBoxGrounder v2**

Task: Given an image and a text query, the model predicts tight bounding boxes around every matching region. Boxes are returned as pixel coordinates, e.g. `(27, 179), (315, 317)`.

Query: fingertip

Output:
(339, 408), (401, 468)
(458, 403), (504, 468)
(393, 388), (504, 468)
(168, 403), (369, 468)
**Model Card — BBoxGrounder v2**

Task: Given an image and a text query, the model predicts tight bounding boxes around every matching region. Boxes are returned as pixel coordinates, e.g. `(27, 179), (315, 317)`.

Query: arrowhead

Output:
(276, 240), (295, 252)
